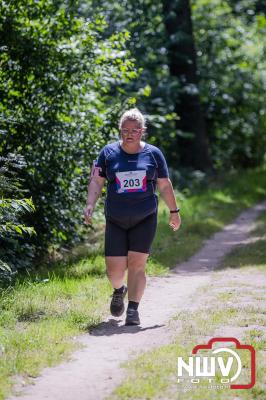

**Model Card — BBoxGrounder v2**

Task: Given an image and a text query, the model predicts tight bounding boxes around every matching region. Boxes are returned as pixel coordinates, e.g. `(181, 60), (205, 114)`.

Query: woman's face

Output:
(120, 119), (144, 145)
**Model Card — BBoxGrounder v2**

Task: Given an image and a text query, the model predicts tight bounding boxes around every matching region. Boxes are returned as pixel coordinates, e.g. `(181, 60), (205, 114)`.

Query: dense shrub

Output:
(0, 0), (137, 254)
(0, 153), (35, 281)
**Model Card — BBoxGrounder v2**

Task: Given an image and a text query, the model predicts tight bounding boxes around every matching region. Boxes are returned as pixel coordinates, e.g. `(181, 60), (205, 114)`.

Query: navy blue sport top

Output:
(95, 141), (169, 221)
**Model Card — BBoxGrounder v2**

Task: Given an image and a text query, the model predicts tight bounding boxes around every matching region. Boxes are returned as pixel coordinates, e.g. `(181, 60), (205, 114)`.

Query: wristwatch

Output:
(170, 208), (180, 213)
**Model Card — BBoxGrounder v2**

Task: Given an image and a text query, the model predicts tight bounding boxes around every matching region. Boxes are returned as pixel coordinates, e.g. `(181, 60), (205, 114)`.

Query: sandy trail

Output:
(8, 200), (266, 400)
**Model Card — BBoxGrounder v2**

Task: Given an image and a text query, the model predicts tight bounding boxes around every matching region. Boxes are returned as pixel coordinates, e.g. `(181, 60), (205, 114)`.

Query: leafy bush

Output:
(0, 153), (35, 281)
(0, 0), (137, 253)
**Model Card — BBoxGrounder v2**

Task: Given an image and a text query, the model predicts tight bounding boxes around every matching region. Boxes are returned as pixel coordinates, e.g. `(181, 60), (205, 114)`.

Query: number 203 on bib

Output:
(115, 170), (147, 194)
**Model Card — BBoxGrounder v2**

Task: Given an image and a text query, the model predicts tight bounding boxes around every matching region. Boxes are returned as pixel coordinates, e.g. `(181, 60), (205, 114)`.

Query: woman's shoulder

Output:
(145, 143), (164, 155)
(100, 141), (120, 154)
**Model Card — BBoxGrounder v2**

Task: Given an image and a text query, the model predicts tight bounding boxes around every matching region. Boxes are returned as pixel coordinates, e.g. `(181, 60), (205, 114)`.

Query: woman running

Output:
(84, 108), (181, 325)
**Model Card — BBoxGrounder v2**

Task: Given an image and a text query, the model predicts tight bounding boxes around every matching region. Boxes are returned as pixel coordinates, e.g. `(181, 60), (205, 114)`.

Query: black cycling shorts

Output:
(104, 212), (157, 256)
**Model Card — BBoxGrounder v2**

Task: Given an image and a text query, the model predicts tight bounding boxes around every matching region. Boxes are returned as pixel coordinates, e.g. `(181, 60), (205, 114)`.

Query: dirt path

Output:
(8, 200), (266, 400)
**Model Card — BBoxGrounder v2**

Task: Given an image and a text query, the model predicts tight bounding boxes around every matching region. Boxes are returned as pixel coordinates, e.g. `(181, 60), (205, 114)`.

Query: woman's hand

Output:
(84, 204), (94, 225)
(169, 213), (181, 231)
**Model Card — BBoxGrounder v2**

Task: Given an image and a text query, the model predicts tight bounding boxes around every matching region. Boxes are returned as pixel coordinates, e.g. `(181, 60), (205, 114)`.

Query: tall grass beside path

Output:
(148, 165), (266, 272)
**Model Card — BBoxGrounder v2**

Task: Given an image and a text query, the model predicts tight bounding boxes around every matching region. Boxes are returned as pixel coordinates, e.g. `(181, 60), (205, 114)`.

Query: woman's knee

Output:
(127, 251), (148, 271)
(106, 265), (125, 279)
(106, 256), (127, 279)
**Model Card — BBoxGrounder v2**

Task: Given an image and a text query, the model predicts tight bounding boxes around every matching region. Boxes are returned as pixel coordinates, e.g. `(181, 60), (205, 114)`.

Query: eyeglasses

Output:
(121, 128), (141, 135)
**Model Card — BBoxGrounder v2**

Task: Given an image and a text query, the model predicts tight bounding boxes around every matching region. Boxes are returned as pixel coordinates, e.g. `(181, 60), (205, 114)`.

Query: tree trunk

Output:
(162, 0), (212, 171)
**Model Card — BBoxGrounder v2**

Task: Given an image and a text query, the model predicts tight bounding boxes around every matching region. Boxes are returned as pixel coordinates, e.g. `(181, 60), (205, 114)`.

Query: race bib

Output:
(116, 170), (147, 194)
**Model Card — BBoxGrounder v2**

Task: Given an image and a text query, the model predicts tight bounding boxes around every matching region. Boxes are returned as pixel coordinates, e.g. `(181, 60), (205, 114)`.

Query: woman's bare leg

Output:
(127, 251), (149, 302)
(105, 256), (127, 289)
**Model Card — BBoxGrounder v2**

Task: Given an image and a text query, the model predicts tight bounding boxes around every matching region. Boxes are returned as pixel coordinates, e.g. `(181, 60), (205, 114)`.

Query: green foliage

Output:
(87, 0), (180, 159)
(0, 153), (36, 281)
(192, 0), (266, 169)
(0, 0), (138, 252)
(89, 0), (266, 169)
(1, 0), (265, 274)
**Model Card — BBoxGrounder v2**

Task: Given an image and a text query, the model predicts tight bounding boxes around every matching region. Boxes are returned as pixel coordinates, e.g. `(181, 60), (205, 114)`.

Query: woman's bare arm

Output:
(157, 177), (181, 231)
(84, 175), (106, 224)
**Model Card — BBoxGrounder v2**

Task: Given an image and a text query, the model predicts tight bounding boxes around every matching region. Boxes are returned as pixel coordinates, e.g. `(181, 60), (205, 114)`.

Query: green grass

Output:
(0, 165), (266, 399)
(110, 204), (266, 400)
(217, 210), (266, 271)
(0, 258), (111, 399)
(149, 165), (266, 270)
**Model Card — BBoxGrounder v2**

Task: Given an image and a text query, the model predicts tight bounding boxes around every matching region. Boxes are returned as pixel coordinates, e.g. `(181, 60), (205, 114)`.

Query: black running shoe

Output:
(125, 308), (140, 325)
(110, 286), (127, 317)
